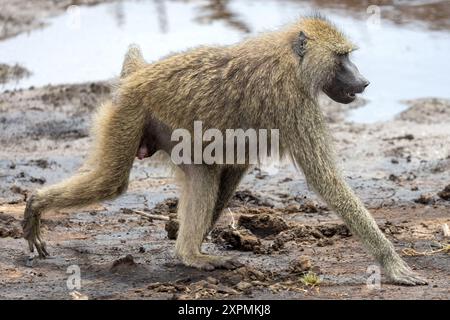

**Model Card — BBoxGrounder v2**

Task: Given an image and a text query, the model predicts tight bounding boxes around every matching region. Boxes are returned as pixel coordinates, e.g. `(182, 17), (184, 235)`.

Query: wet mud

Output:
(0, 80), (449, 299)
(0, 0), (449, 300)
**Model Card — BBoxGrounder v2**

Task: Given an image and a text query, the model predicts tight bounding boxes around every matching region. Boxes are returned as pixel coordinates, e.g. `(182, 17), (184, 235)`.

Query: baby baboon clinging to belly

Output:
(23, 16), (427, 285)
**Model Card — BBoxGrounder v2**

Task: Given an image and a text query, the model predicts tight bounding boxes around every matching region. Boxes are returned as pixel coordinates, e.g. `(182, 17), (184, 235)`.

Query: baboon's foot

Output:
(181, 254), (243, 271)
(22, 196), (49, 258)
(385, 260), (428, 286)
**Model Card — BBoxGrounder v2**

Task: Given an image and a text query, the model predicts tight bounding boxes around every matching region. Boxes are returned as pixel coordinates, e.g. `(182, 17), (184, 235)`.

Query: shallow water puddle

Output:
(0, 0), (449, 123)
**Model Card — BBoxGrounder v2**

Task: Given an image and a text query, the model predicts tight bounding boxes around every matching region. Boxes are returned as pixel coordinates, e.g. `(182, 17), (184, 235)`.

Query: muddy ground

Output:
(0, 0), (449, 301)
(0, 81), (449, 300)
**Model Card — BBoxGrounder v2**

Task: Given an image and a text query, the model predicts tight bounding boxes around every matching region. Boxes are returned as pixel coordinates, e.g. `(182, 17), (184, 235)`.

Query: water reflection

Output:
(295, 0), (450, 31)
(194, 0), (251, 33)
(0, 0), (448, 123)
(109, 2), (126, 27)
(154, 0), (168, 33)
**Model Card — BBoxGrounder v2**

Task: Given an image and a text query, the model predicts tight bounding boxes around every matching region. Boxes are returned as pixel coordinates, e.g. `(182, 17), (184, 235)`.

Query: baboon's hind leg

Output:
(23, 169), (131, 258)
(23, 100), (146, 257)
(175, 165), (242, 271)
(211, 165), (248, 228)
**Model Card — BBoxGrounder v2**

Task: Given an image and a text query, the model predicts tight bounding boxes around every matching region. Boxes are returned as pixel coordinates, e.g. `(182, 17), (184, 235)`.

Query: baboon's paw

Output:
(22, 198), (49, 259)
(386, 262), (428, 286)
(185, 255), (243, 271)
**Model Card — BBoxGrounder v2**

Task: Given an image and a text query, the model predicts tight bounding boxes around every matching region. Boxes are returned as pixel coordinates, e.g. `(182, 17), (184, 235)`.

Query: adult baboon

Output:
(23, 16), (427, 285)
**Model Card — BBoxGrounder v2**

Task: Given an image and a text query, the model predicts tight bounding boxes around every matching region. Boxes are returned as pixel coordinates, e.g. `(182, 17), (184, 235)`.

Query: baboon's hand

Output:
(385, 258), (428, 286)
(22, 196), (49, 259)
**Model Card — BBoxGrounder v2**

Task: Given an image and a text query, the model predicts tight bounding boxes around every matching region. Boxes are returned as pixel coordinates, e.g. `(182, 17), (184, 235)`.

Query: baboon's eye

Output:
(294, 31), (308, 57)
(336, 53), (348, 66)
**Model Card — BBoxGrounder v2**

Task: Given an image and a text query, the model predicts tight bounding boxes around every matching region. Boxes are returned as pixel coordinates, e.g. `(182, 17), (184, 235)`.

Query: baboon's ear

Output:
(294, 31), (308, 57)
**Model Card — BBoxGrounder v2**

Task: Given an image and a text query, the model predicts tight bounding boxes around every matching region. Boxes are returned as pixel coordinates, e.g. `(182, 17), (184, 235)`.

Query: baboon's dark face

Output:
(323, 54), (369, 104)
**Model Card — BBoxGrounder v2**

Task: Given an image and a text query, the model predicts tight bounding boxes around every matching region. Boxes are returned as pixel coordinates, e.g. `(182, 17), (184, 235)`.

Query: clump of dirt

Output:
(212, 226), (261, 252)
(110, 254), (137, 273)
(286, 197), (329, 213)
(10, 185), (28, 201)
(380, 221), (408, 236)
(229, 190), (274, 208)
(0, 63), (31, 84)
(238, 214), (288, 238)
(398, 98), (450, 124)
(438, 185), (450, 201)
(165, 215), (179, 240)
(0, 213), (22, 238)
(149, 197), (178, 215)
(234, 266), (271, 282)
(388, 172), (417, 184)
(414, 193), (435, 205)
(289, 256), (312, 274)
(272, 223), (351, 251)
(236, 206), (278, 216)
(316, 224), (351, 238)
(27, 159), (53, 169)
(145, 277), (239, 299)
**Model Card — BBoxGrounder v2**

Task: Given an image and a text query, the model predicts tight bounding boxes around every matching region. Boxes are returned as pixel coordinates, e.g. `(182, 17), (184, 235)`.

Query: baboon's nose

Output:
(356, 79), (370, 93)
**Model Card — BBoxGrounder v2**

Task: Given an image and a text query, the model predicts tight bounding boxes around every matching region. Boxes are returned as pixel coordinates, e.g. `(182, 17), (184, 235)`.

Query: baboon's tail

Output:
(120, 44), (146, 78)
(31, 98), (147, 212)
(27, 45), (148, 213)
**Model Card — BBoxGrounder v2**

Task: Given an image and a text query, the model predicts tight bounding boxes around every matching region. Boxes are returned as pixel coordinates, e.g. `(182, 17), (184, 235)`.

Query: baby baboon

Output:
(23, 16), (427, 285)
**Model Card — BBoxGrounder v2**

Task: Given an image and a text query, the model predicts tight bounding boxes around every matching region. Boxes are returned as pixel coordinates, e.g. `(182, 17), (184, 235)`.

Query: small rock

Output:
(414, 193), (435, 205)
(289, 256), (312, 273)
(212, 227), (261, 252)
(283, 204), (300, 213)
(206, 276), (219, 285)
(205, 283), (219, 290)
(317, 238), (334, 247)
(389, 174), (400, 182)
(217, 285), (238, 295)
(30, 177), (46, 184)
(250, 280), (265, 287)
(70, 291), (89, 300)
(165, 218), (179, 240)
(111, 254), (136, 273)
(236, 281), (252, 291)
(238, 214), (289, 238)
(438, 185), (450, 201)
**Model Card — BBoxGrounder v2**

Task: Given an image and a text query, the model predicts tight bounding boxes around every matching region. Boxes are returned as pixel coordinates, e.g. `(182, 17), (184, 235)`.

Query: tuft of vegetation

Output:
(300, 272), (321, 287)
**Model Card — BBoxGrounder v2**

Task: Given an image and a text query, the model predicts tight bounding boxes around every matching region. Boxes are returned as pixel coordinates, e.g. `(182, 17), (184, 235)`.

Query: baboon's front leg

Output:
(175, 165), (241, 271)
(289, 110), (427, 285)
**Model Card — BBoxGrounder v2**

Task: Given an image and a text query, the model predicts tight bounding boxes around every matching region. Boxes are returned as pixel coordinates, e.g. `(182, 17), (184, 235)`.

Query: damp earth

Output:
(0, 0), (449, 300)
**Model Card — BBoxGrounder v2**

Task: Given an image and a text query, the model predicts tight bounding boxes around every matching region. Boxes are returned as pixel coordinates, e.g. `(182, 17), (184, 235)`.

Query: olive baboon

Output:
(23, 16), (427, 285)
